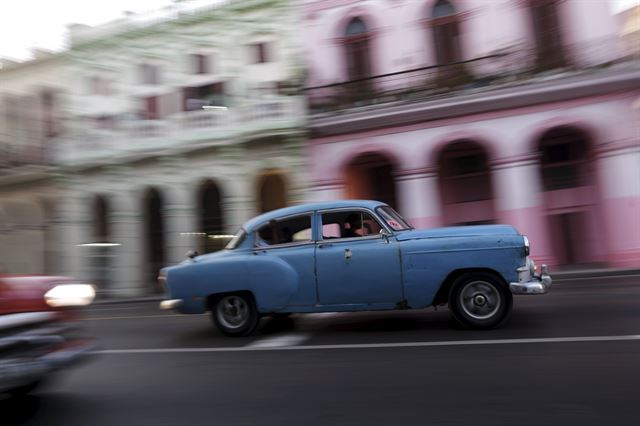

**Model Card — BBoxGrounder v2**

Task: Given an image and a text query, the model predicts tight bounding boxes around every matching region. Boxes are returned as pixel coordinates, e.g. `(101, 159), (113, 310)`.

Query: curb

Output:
(92, 296), (164, 306)
(552, 268), (640, 280)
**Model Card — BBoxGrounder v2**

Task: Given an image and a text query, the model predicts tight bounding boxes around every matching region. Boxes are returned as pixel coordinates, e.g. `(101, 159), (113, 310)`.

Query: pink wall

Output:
(308, 90), (640, 268)
(302, 0), (620, 86)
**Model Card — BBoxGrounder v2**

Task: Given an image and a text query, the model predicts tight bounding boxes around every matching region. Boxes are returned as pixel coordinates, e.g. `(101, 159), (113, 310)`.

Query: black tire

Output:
(448, 272), (512, 329)
(210, 292), (259, 337)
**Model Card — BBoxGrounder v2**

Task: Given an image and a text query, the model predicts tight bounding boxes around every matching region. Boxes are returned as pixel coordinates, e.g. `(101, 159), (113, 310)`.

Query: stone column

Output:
(596, 143), (640, 267)
(109, 190), (146, 298)
(492, 156), (554, 265)
(164, 184), (198, 266)
(395, 168), (442, 229)
(56, 185), (92, 281)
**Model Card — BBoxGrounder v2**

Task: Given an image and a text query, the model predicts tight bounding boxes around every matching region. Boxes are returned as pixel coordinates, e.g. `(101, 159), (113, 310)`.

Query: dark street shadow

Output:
(1, 393), (41, 425)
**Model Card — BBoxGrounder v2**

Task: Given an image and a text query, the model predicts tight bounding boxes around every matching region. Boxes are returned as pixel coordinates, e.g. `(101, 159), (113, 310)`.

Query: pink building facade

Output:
(302, 0), (640, 268)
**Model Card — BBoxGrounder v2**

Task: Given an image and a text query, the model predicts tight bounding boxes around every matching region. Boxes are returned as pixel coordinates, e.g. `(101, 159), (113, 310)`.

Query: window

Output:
(528, 0), (567, 70)
(87, 76), (110, 95)
(344, 17), (371, 81)
(183, 83), (225, 111)
(143, 96), (159, 120)
(255, 215), (312, 247)
(225, 229), (247, 250)
(251, 43), (269, 64)
(321, 210), (383, 239)
(140, 63), (160, 85)
(376, 206), (412, 231)
(191, 54), (209, 74)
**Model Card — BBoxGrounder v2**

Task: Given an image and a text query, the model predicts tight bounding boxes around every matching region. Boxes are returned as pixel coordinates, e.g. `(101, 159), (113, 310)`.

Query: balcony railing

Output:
(56, 96), (304, 163)
(305, 37), (638, 115)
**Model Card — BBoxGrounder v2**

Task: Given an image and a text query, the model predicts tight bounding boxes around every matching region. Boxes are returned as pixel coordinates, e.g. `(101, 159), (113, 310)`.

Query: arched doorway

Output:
(537, 126), (601, 266)
(257, 172), (288, 214)
(437, 140), (496, 225)
(198, 179), (225, 253)
(143, 187), (165, 293)
(344, 152), (398, 210)
(429, 0), (470, 86)
(91, 195), (111, 291)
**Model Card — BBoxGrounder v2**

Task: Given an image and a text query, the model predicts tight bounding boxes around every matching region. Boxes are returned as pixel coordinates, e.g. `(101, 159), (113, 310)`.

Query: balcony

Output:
(55, 96), (305, 165)
(305, 37), (639, 117)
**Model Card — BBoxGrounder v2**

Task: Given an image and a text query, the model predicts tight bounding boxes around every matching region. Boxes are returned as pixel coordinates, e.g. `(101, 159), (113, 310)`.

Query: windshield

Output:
(376, 206), (413, 231)
(224, 228), (247, 250)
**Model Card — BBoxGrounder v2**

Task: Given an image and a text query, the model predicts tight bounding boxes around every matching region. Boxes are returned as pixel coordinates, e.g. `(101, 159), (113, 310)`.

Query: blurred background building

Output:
(0, 51), (66, 275)
(303, 0), (640, 269)
(2, 0), (308, 297)
(1, 0), (639, 297)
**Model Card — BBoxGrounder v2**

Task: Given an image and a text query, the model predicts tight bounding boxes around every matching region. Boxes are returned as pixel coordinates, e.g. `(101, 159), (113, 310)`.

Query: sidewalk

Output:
(91, 267), (640, 305)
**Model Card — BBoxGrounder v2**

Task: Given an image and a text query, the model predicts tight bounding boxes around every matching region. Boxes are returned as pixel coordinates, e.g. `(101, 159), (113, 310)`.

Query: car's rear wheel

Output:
(448, 272), (512, 329)
(211, 293), (258, 337)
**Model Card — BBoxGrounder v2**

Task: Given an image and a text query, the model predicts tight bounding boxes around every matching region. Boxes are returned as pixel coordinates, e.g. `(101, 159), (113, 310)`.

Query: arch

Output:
(198, 179), (225, 253)
(93, 195), (110, 243)
(90, 195), (112, 291)
(345, 17), (368, 36)
(257, 171), (288, 214)
(436, 140), (496, 225)
(428, 131), (500, 170)
(343, 151), (398, 209)
(143, 187), (165, 293)
(431, 0), (456, 18)
(535, 125), (603, 266)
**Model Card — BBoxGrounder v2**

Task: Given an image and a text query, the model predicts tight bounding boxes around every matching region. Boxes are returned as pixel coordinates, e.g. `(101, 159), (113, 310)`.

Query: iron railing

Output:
(304, 37), (638, 114)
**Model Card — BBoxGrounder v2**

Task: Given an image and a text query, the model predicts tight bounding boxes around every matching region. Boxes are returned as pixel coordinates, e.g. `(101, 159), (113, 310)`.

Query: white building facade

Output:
(54, 0), (308, 297)
(0, 53), (67, 275)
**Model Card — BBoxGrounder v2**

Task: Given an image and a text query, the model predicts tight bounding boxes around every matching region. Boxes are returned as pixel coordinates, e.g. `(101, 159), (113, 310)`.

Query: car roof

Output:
(243, 200), (388, 231)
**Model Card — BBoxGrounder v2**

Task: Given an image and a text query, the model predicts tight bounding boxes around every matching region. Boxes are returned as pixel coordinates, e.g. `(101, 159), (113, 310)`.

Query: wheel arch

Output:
(432, 267), (507, 306)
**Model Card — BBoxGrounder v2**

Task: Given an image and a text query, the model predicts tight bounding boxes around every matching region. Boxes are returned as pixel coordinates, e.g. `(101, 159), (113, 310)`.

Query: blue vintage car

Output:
(159, 200), (551, 336)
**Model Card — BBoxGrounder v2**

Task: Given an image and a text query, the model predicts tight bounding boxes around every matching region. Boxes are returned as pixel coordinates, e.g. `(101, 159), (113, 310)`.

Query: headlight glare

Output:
(45, 284), (96, 307)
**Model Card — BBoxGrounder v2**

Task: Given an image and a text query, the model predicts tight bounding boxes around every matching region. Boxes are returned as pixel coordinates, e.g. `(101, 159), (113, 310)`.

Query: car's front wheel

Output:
(211, 292), (259, 337)
(448, 272), (512, 329)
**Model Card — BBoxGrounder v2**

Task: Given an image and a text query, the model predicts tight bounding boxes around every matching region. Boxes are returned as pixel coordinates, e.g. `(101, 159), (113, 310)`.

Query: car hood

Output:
(395, 225), (519, 241)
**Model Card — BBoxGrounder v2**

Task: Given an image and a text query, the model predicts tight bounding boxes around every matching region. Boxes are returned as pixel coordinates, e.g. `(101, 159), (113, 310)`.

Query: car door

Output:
(315, 209), (403, 306)
(252, 214), (317, 307)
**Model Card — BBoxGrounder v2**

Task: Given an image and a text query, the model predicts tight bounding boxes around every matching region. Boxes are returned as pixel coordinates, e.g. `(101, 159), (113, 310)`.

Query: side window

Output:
(255, 215), (312, 247)
(321, 211), (383, 239)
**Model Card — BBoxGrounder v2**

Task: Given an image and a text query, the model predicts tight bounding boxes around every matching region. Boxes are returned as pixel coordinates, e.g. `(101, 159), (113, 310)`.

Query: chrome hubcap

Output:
(216, 296), (249, 329)
(459, 280), (501, 320)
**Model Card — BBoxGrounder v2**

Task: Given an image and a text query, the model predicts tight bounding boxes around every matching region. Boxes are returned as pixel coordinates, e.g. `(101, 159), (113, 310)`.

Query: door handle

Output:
(318, 243), (333, 249)
(344, 248), (352, 260)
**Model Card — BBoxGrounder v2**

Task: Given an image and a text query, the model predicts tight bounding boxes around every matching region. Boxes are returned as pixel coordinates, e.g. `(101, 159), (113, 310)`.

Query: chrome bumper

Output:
(159, 299), (183, 310)
(510, 264), (552, 295)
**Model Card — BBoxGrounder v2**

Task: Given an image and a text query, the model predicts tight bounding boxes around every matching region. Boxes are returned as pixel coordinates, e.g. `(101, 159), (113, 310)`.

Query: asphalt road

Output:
(4, 275), (640, 426)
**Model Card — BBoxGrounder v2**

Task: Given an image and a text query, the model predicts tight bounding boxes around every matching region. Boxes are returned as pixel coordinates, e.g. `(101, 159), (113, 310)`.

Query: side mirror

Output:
(186, 250), (199, 260)
(379, 229), (392, 243)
